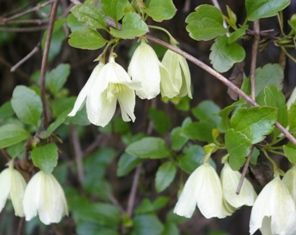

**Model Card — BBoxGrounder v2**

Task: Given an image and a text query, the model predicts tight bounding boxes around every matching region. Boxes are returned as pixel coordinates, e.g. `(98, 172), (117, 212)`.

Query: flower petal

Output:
(117, 87), (136, 122)
(160, 62), (180, 98)
(10, 169), (26, 217)
(178, 54), (192, 98)
(0, 169), (11, 213)
(68, 63), (103, 117)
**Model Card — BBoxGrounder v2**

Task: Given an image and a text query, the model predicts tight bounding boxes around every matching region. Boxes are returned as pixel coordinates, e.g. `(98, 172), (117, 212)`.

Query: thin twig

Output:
(281, 46), (296, 63)
(40, 0), (59, 128)
(69, 126), (85, 184)
(127, 165), (141, 217)
(146, 35), (296, 145)
(0, 26), (47, 32)
(236, 154), (252, 194)
(3, 19), (48, 25)
(250, 21), (260, 101)
(11, 44), (40, 72)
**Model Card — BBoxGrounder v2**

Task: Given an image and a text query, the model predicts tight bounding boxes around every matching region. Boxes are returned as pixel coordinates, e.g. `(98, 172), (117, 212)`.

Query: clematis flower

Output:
(69, 56), (138, 127)
(283, 166), (296, 201)
(23, 171), (68, 225)
(128, 41), (161, 99)
(174, 163), (231, 219)
(160, 49), (192, 99)
(249, 177), (296, 235)
(0, 161), (26, 217)
(221, 163), (257, 208)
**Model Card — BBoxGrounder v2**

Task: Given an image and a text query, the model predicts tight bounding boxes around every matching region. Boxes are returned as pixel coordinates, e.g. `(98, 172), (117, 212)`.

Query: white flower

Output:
(23, 171), (68, 225)
(128, 41), (161, 99)
(249, 177), (296, 235)
(283, 166), (296, 201)
(174, 163), (231, 219)
(221, 163), (256, 208)
(68, 56), (138, 127)
(0, 161), (26, 217)
(160, 49), (192, 99)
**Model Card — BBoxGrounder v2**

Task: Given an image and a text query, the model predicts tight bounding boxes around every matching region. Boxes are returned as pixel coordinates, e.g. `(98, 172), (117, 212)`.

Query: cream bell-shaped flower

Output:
(160, 49), (192, 99)
(174, 163), (231, 219)
(69, 56), (138, 127)
(221, 163), (257, 208)
(0, 161), (26, 217)
(283, 166), (296, 201)
(128, 41), (161, 99)
(249, 177), (296, 235)
(23, 171), (68, 225)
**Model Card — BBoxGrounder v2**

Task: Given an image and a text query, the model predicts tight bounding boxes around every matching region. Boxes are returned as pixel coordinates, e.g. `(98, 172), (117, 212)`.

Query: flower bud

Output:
(0, 161), (26, 217)
(23, 171), (68, 225)
(128, 41), (161, 99)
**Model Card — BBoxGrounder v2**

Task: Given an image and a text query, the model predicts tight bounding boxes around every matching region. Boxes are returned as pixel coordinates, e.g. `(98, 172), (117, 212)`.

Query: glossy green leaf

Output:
(46, 64), (70, 95)
(145, 0), (176, 22)
(186, 4), (226, 41)
(126, 137), (170, 159)
(210, 36), (245, 72)
(182, 121), (214, 142)
(11, 85), (42, 127)
(102, 0), (131, 21)
(69, 28), (107, 50)
(284, 144), (296, 163)
(246, 0), (290, 21)
(192, 100), (221, 126)
(155, 162), (176, 192)
(116, 153), (141, 177)
(170, 127), (188, 151)
(0, 124), (29, 149)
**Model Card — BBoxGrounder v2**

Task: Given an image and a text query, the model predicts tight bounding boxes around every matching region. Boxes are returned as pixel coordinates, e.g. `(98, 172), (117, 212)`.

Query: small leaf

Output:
(185, 4), (226, 41)
(145, 0), (176, 22)
(155, 162), (176, 192)
(69, 28), (107, 50)
(110, 13), (148, 39)
(192, 100), (221, 126)
(170, 127), (188, 151)
(117, 153), (141, 177)
(46, 64), (70, 95)
(126, 137), (170, 159)
(31, 143), (58, 173)
(182, 121), (214, 142)
(132, 215), (164, 235)
(11, 85), (42, 127)
(210, 36), (245, 72)
(102, 0), (131, 21)
(177, 144), (204, 173)
(246, 0), (290, 21)
(289, 103), (296, 135)
(0, 124), (29, 149)
(0, 101), (14, 121)
(284, 144), (296, 164)
(149, 108), (171, 134)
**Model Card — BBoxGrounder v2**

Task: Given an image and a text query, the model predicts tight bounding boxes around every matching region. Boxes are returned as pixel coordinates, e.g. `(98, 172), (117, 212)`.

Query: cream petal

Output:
(68, 63), (103, 117)
(117, 87), (136, 122)
(221, 163), (256, 208)
(160, 62), (180, 99)
(10, 169), (26, 217)
(178, 55), (192, 98)
(0, 169), (11, 212)
(260, 217), (272, 235)
(128, 42), (160, 99)
(283, 166), (296, 201)
(23, 171), (43, 221)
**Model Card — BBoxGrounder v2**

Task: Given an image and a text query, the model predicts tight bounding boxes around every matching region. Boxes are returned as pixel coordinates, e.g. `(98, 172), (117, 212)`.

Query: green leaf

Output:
(225, 128), (252, 170)
(192, 100), (221, 126)
(31, 143), (58, 173)
(177, 144), (204, 173)
(231, 107), (277, 144)
(185, 4), (227, 41)
(257, 86), (288, 126)
(46, 64), (70, 95)
(0, 101), (14, 121)
(11, 85), (42, 127)
(116, 153), (141, 177)
(71, 3), (106, 29)
(161, 223), (180, 235)
(6, 142), (25, 158)
(170, 127), (188, 151)
(69, 28), (107, 50)
(135, 197), (169, 214)
(132, 215), (164, 235)
(210, 36), (245, 72)
(284, 144), (296, 163)
(0, 124), (29, 149)
(182, 121), (214, 142)
(246, 0), (290, 21)
(145, 0), (176, 22)
(155, 162), (176, 192)
(228, 25), (248, 43)
(110, 13), (148, 39)
(289, 103), (296, 135)
(102, 0), (131, 21)
(149, 108), (171, 134)
(255, 64), (283, 96)
(126, 137), (170, 159)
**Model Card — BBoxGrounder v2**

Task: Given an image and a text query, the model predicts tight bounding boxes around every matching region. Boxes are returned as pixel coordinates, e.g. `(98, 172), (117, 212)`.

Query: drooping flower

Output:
(283, 166), (296, 201)
(68, 56), (138, 127)
(0, 161), (26, 217)
(23, 171), (68, 225)
(160, 49), (192, 99)
(128, 41), (161, 99)
(221, 163), (257, 208)
(249, 177), (296, 235)
(174, 163), (231, 219)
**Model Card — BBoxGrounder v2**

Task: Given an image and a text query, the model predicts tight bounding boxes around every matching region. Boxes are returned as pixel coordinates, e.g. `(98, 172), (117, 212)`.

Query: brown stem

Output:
(236, 154), (252, 194)
(146, 35), (296, 145)
(127, 165), (141, 217)
(40, 0), (59, 128)
(250, 21), (260, 100)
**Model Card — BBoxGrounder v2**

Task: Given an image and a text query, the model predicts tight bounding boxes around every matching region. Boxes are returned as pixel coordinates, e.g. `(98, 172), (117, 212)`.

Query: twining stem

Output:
(146, 35), (296, 145)
(126, 165), (141, 217)
(250, 21), (260, 100)
(236, 154), (251, 194)
(40, 0), (59, 128)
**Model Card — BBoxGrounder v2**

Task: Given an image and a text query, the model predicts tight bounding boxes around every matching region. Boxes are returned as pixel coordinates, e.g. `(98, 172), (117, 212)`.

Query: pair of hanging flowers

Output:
(174, 159), (296, 235)
(68, 40), (192, 127)
(0, 161), (68, 225)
